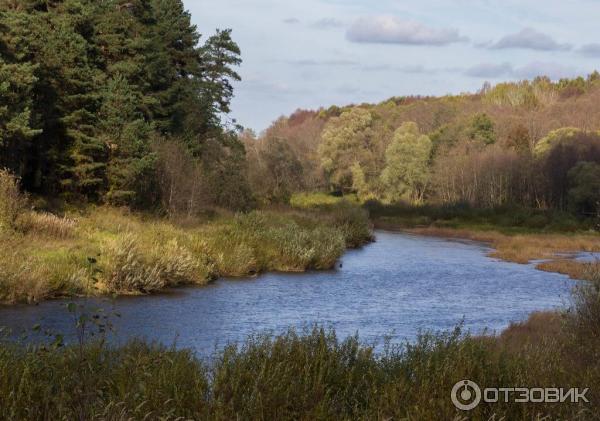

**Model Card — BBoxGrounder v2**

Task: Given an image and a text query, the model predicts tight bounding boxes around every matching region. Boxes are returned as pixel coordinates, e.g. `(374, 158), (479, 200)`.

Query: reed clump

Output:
(18, 211), (77, 239)
(0, 181), (372, 302)
(0, 313), (598, 420)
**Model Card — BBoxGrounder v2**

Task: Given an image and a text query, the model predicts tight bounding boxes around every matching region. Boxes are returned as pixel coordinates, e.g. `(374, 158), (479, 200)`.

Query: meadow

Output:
(0, 173), (372, 304)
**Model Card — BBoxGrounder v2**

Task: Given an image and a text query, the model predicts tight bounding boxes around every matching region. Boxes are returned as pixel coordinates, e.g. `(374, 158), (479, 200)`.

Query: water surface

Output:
(0, 231), (574, 354)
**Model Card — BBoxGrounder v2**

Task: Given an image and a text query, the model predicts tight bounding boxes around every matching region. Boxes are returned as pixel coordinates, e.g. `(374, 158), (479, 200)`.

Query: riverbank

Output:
(0, 204), (372, 304)
(292, 193), (600, 281)
(0, 278), (598, 420)
(375, 218), (600, 280)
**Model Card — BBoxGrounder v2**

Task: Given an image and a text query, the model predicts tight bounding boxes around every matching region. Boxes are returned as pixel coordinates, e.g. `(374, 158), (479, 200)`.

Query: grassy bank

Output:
(1, 272), (599, 420)
(0, 188), (372, 304)
(291, 193), (600, 280)
(0, 206), (371, 304)
(387, 224), (600, 280)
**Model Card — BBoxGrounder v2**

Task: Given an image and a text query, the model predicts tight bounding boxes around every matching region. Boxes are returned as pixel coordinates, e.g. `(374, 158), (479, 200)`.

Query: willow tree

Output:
(381, 122), (432, 204)
(318, 107), (375, 193)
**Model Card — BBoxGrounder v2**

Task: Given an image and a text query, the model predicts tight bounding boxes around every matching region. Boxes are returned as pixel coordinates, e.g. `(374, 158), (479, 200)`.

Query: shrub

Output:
(524, 214), (549, 229)
(215, 243), (258, 277)
(0, 169), (27, 232)
(326, 203), (372, 247)
(305, 227), (345, 269)
(0, 321), (596, 419)
(0, 251), (52, 303)
(103, 234), (217, 293)
(204, 210), (361, 276)
(264, 223), (345, 271)
(571, 263), (600, 340)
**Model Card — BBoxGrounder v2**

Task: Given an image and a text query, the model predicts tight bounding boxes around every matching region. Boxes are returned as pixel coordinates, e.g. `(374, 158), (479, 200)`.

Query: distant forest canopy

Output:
(245, 72), (600, 216)
(0, 0), (253, 213)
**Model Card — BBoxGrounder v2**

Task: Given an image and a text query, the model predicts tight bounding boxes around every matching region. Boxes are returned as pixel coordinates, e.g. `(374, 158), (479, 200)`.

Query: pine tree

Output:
(146, 0), (202, 135)
(99, 75), (156, 207)
(41, 1), (107, 199)
(0, 0), (249, 210)
(0, 10), (42, 177)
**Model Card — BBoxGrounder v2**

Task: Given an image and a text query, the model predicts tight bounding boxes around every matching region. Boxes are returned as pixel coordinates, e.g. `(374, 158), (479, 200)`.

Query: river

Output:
(0, 231), (574, 355)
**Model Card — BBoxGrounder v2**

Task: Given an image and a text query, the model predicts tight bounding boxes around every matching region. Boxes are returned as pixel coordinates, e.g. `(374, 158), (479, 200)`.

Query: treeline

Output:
(0, 0), (252, 213)
(4, 1), (600, 219)
(246, 74), (600, 217)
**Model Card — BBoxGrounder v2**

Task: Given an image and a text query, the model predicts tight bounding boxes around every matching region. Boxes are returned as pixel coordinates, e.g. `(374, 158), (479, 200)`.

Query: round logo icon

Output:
(451, 380), (482, 411)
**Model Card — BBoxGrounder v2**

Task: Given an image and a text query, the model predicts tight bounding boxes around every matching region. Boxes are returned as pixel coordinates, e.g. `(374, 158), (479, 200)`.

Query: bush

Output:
(328, 203), (373, 247)
(0, 206), (372, 301)
(0, 250), (53, 303)
(523, 214), (549, 229)
(154, 239), (215, 286)
(290, 192), (350, 208)
(205, 211), (350, 275)
(102, 234), (216, 293)
(571, 264), (600, 340)
(0, 169), (27, 232)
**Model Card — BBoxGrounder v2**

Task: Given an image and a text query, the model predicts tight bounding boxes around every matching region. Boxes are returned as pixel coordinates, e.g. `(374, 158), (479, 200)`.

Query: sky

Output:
(184, 0), (600, 132)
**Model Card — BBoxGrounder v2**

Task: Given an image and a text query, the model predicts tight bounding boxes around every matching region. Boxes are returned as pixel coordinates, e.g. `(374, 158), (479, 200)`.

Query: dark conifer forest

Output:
(0, 0), (251, 211)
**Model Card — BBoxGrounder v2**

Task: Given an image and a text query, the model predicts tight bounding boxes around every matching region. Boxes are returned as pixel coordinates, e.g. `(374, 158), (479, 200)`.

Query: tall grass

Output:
(290, 192), (374, 248)
(0, 181), (372, 302)
(0, 205), (598, 418)
(0, 308), (598, 420)
(0, 169), (27, 233)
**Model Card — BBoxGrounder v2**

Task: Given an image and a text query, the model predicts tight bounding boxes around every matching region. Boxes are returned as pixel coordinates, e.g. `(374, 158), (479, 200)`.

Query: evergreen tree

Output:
(0, 0), (247, 210)
(146, 0), (202, 135)
(99, 75), (156, 207)
(0, 10), (41, 177)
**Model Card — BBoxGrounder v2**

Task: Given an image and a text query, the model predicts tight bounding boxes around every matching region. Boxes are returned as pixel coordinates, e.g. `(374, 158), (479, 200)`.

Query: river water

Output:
(0, 231), (574, 355)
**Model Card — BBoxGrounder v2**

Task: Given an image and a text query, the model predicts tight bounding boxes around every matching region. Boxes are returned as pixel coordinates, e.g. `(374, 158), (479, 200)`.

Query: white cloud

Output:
(283, 18), (300, 24)
(490, 28), (571, 51)
(287, 59), (358, 66)
(362, 64), (440, 74)
(346, 16), (466, 45)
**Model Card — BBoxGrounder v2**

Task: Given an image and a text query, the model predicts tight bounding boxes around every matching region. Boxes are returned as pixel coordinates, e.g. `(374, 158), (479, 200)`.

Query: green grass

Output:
(366, 201), (593, 234)
(291, 191), (595, 234)
(290, 192), (360, 209)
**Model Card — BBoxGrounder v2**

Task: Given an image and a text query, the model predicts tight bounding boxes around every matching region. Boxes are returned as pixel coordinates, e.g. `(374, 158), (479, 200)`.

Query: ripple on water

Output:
(0, 231), (575, 355)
